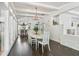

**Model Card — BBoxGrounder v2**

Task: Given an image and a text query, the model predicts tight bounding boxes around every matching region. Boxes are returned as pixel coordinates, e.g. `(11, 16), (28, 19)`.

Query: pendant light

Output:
(33, 7), (38, 20)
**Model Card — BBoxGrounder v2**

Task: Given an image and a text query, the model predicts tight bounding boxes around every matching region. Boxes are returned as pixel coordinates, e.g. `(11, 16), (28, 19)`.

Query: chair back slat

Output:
(43, 31), (50, 43)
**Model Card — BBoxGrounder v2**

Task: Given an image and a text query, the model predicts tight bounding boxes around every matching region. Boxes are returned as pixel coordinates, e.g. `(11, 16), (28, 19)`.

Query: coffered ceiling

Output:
(13, 2), (72, 17)
(10, 2), (79, 18)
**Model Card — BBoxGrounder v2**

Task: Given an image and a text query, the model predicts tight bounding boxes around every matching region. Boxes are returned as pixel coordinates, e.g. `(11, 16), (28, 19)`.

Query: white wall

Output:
(50, 12), (79, 51)
(0, 7), (18, 56)
(60, 13), (79, 50)
(50, 25), (63, 43)
(8, 15), (18, 48)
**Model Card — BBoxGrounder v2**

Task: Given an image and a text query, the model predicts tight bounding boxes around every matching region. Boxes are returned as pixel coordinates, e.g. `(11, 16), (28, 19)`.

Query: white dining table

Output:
(28, 30), (43, 39)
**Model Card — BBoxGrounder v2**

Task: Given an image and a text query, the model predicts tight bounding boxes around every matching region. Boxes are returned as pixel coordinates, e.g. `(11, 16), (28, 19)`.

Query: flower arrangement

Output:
(33, 24), (39, 34)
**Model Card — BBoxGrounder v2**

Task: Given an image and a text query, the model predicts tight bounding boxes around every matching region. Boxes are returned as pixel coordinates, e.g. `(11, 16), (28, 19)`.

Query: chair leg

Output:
(38, 43), (39, 49)
(48, 44), (50, 51)
(31, 40), (32, 47)
(36, 42), (37, 50)
(42, 44), (44, 53)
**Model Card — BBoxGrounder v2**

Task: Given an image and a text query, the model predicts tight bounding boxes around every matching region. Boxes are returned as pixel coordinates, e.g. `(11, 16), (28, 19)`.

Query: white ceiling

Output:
(71, 7), (79, 12)
(39, 2), (70, 7)
(12, 2), (79, 17)
(13, 2), (71, 16)
(13, 2), (58, 14)
(14, 2), (57, 12)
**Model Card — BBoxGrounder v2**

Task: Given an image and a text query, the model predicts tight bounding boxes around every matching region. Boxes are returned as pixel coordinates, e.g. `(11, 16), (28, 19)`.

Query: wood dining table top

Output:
(28, 30), (44, 39)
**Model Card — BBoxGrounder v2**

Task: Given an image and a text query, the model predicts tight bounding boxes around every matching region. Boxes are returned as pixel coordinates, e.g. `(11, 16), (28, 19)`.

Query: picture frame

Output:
(67, 29), (75, 35)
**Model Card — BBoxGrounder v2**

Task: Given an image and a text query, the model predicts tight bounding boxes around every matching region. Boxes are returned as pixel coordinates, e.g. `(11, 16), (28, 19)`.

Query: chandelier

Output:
(33, 7), (39, 20)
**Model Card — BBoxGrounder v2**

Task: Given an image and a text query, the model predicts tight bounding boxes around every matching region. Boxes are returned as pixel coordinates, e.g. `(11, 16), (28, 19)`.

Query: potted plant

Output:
(33, 24), (39, 34)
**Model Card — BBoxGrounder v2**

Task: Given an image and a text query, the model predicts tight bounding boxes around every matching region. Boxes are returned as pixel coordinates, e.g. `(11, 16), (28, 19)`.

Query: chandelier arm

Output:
(33, 7), (38, 20)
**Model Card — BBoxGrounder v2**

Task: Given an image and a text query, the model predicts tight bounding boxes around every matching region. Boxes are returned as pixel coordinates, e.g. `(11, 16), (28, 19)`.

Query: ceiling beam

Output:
(68, 10), (79, 16)
(15, 7), (50, 15)
(16, 13), (46, 18)
(50, 2), (79, 16)
(22, 2), (59, 10)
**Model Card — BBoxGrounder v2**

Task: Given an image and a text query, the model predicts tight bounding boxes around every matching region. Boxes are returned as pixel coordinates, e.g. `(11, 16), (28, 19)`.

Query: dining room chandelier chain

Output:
(33, 7), (38, 20)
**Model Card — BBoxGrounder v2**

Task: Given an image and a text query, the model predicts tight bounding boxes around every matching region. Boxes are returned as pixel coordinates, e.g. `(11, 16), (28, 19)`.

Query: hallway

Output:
(8, 36), (32, 56)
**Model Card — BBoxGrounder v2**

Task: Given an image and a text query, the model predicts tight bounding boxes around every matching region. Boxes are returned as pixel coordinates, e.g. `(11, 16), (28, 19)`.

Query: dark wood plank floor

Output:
(50, 41), (79, 56)
(8, 36), (32, 56)
(8, 36), (79, 56)
(32, 40), (79, 56)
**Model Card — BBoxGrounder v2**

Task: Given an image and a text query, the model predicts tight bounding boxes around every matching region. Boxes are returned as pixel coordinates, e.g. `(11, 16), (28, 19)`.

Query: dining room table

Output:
(28, 29), (44, 44)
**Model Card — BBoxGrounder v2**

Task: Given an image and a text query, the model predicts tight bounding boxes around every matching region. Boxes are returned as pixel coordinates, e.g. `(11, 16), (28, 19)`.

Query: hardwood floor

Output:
(8, 36), (79, 56)
(50, 41), (79, 56)
(32, 40), (79, 56)
(9, 36), (32, 56)
(32, 44), (51, 56)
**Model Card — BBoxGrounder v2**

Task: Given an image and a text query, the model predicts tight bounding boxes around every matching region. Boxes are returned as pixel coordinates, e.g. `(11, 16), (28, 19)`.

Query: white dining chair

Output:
(31, 37), (38, 50)
(38, 31), (50, 53)
(28, 31), (37, 50)
(39, 23), (44, 32)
